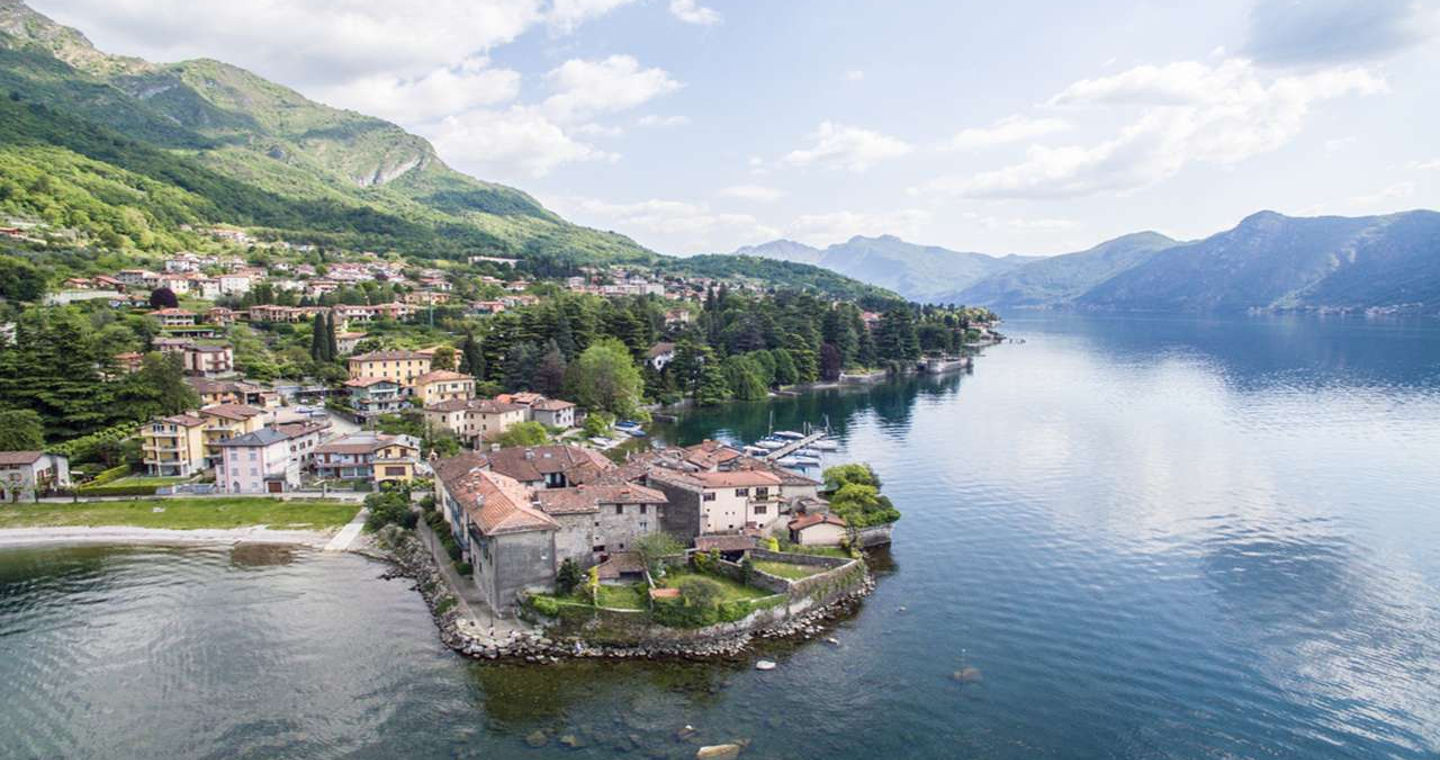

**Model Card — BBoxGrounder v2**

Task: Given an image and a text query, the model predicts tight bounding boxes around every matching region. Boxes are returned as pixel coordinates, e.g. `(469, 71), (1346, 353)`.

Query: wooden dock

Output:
(763, 430), (827, 462)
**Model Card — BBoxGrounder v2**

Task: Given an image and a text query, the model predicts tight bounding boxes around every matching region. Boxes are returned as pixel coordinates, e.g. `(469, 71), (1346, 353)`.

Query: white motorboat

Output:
(809, 439), (839, 451)
(772, 430), (806, 440)
(754, 439), (786, 450)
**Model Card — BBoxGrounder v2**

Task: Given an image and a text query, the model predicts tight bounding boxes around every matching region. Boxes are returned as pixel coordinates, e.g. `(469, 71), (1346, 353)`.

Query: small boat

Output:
(789, 455), (821, 466)
(614, 420), (641, 430)
(625, 429), (648, 438)
(777, 456), (815, 468)
(589, 437), (615, 447)
(795, 448), (822, 458)
(772, 430), (806, 440)
(754, 439), (786, 450)
(809, 439), (839, 451)
(742, 445), (769, 456)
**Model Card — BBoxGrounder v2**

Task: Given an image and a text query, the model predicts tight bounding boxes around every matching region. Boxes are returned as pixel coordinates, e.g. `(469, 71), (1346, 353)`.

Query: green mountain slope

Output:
(1077, 210), (1440, 312)
(943, 231), (1178, 307)
(733, 235), (1038, 302)
(660, 254), (905, 307)
(0, 0), (646, 262)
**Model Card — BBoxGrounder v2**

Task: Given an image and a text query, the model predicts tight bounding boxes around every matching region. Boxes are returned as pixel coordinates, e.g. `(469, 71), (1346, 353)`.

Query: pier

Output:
(763, 430), (828, 462)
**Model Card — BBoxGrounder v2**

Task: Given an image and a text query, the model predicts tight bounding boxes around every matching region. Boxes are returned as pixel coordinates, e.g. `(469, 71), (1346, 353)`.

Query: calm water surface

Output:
(4, 314), (1440, 759)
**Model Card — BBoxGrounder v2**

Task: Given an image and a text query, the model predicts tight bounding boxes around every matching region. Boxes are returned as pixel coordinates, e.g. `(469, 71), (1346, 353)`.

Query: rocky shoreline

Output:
(376, 526), (876, 663)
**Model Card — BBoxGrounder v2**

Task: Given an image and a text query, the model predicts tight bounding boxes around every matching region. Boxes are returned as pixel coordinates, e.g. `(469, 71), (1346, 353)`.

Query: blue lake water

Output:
(3, 313), (1439, 759)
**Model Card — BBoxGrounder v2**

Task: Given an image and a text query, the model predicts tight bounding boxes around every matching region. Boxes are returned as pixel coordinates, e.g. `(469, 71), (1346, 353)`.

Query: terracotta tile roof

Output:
(788, 512), (847, 530)
(315, 434), (413, 456)
(534, 483), (668, 515)
(693, 470), (782, 488)
(413, 370), (472, 385)
(647, 342), (675, 358)
(595, 551), (646, 580)
(484, 445), (613, 485)
(349, 350), (431, 362)
(694, 534), (758, 552)
(0, 451), (45, 466)
(160, 414), (208, 427)
(495, 391), (545, 406)
(200, 403), (264, 421)
(531, 398), (575, 411)
(435, 455), (557, 536)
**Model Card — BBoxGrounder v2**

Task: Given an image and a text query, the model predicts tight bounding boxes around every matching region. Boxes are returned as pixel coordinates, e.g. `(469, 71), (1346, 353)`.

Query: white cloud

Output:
(559, 196), (777, 253)
(1407, 159), (1440, 171)
(637, 114), (691, 128)
(845, 69), (866, 82)
(316, 57), (521, 124)
(668, 0), (721, 26)
(784, 121), (912, 172)
(543, 55), (682, 123)
(784, 209), (932, 246)
(431, 106), (617, 179)
(946, 115), (1070, 150)
(718, 184), (785, 202)
(1324, 136), (1357, 153)
(927, 60), (1386, 199)
(961, 213), (1077, 231)
(547, 0), (639, 34)
(35, 0), (545, 87)
(1348, 181), (1415, 207)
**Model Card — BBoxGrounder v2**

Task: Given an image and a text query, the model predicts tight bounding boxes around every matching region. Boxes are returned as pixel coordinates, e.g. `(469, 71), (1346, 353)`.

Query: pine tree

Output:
(309, 313), (328, 362)
(534, 340), (567, 397)
(326, 311), (339, 360)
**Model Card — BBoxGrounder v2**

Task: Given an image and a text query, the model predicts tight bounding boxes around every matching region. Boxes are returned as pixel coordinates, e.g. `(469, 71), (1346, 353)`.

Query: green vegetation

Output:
(363, 486), (415, 532)
(660, 569), (769, 602)
(594, 583), (648, 611)
(0, 497), (360, 530)
(752, 560), (824, 580)
(823, 463), (901, 528)
(489, 421), (548, 447)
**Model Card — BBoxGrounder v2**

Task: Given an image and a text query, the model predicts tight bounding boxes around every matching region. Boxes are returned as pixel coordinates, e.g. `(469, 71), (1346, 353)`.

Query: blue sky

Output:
(32, 0), (1440, 255)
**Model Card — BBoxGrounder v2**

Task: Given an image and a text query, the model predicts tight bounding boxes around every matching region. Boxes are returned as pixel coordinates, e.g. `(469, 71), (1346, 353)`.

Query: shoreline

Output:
(0, 525), (337, 550)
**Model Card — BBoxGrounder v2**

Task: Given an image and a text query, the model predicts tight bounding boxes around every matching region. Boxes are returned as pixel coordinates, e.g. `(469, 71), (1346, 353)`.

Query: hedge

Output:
(87, 464), (132, 487)
(74, 483), (159, 497)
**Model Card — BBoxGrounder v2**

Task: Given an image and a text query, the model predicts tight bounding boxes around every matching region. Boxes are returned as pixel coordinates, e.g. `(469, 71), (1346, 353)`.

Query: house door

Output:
(266, 481), (283, 493)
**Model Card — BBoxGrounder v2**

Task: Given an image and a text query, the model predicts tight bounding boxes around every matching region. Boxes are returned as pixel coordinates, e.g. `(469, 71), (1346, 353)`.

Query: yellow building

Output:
(347, 350), (433, 388)
(199, 404), (268, 467)
(141, 414), (209, 477)
(412, 370), (475, 407)
(314, 434), (419, 485)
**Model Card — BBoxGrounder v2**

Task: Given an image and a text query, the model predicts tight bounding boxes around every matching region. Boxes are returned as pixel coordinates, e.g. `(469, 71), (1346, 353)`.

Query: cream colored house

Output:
(412, 370), (475, 407)
(347, 350), (433, 388)
(424, 398), (527, 445)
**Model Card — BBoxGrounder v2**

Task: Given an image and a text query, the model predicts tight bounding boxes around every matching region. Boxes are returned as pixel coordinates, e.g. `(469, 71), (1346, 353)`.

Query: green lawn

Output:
(753, 560), (824, 580)
(784, 545), (851, 559)
(109, 476), (189, 486)
(660, 569), (770, 601)
(594, 583), (648, 610)
(0, 498), (360, 531)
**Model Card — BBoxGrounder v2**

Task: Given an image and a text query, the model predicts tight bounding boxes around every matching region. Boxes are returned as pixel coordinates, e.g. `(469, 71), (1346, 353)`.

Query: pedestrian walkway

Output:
(322, 508), (368, 552)
(415, 517), (529, 639)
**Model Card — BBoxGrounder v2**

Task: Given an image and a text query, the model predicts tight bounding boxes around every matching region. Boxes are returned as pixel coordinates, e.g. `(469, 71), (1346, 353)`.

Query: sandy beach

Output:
(0, 525), (337, 550)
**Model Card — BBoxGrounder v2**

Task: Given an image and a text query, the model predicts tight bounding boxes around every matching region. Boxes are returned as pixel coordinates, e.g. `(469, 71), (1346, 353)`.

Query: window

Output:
(703, 492), (716, 502)
(592, 545), (605, 553)
(639, 504), (647, 515)
(615, 504), (624, 515)
(735, 488), (749, 497)
(754, 504), (768, 515)
(755, 487), (769, 498)
(639, 521), (648, 530)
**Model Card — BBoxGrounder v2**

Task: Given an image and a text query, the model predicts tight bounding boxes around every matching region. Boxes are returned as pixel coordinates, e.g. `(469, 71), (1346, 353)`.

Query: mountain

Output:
(0, 0), (643, 262)
(941, 231), (1178, 307)
(1076, 210), (1440, 313)
(729, 234), (1039, 302)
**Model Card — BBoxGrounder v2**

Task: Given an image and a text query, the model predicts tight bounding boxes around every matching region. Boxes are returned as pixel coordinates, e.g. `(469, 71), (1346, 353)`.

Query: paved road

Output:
(415, 517), (530, 639)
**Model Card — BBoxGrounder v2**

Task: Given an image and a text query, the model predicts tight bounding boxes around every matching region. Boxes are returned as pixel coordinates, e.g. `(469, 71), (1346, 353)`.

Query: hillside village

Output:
(0, 224), (989, 628)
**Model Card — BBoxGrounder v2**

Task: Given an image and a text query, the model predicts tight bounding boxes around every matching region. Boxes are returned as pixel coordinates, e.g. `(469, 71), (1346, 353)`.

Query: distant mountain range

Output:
(729, 210), (1440, 314)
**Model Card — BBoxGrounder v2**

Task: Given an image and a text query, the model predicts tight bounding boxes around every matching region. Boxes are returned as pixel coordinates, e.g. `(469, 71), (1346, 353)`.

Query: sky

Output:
(29, 0), (1440, 256)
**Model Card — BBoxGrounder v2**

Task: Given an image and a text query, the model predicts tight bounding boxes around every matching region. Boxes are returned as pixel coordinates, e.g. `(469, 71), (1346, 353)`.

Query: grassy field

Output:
(594, 583), (648, 610)
(0, 498), (360, 531)
(109, 476), (190, 486)
(753, 560), (825, 580)
(660, 569), (770, 601)
(783, 545), (851, 559)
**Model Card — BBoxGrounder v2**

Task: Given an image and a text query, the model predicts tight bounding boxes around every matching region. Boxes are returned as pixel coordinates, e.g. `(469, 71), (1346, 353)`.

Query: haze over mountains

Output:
(730, 210), (1440, 314)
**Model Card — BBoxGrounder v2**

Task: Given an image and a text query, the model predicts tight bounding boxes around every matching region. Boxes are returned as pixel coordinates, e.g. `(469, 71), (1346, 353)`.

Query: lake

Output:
(4, 313), (1440, 759)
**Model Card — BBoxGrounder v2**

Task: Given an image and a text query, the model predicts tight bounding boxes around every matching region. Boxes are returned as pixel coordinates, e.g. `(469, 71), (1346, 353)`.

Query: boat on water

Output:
(772, 430), (806, 440)
(742, 445), (769, 456)
(776, 456), (807, 468)
(789, 455), (822, 466)
(754, 439), (786, 450)
(809, 439), (839, 451)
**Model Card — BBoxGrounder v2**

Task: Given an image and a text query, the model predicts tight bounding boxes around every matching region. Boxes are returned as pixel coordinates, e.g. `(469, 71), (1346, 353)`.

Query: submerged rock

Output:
(696, 744), (742, 760)
(952, 667), (983, 683)
(525, 730), (549, 748)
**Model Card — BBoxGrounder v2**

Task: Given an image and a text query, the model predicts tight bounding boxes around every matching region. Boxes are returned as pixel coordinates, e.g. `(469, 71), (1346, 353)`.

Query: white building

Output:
(215, 428), (302, 494)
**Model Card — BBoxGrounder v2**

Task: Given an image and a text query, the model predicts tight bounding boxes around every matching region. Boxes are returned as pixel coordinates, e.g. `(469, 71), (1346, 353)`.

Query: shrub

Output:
(454, 561), (472, 575)
(363, 489), (414, 531)
(87, 464), (131, 487)
(677, 576), (723, 609)
(556, 558), (584, 595)
(529, 595), (560, 617)
(434, 596), (457, 615)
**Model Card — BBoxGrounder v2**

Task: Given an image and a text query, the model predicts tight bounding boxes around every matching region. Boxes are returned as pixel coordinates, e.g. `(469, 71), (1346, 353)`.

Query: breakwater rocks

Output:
(376, 526), (877, 663)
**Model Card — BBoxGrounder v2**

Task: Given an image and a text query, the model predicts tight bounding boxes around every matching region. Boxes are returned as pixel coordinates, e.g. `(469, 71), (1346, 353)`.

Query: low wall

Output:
(531, 550), (869, 647)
